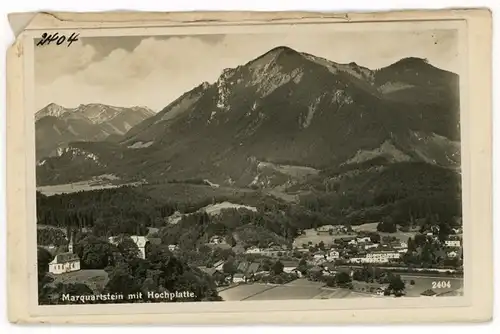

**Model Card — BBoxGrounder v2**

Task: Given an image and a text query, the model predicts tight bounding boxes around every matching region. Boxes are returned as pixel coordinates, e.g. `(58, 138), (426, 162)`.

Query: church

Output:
(48, 235), (81, 275)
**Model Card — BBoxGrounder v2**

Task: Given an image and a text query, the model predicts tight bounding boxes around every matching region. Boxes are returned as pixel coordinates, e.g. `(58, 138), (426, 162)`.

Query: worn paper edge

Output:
(6, 8), (493, 325)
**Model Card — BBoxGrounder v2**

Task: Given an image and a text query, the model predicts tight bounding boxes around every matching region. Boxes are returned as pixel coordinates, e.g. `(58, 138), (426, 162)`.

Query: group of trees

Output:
(36, 188), (175, 237)
(37, 235), (222, 304)
(102, 243), (221, 303)
(402, 234), (460, 268)
(376, 221), (398, 233)
(37, 228), (67, 247)
(159, 208), (292, 251)
(291, 161), (462, 231)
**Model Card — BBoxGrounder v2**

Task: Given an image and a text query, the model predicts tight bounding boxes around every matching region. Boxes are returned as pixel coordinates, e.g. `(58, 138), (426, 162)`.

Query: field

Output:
(293, 228), (356, 247)
(218, 283), (273, 301)
(49, 269), (109, 293)
(37, 181), (122, 196)
(400, 275), (463, 297)
(352, 223), (419, 242)
(37, 174), (138, 196)
(218, 276), (463, 301)
(219, 279), (381, 301)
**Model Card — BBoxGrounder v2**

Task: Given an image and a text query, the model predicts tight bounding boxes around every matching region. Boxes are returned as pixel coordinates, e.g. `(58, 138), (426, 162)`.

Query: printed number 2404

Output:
(432, 281), (451, 289)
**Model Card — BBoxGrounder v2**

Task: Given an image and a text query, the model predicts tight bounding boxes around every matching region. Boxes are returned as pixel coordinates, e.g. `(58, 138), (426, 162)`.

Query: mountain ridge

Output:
(36, 46), (460, 188)
(35, 103), (155, 160)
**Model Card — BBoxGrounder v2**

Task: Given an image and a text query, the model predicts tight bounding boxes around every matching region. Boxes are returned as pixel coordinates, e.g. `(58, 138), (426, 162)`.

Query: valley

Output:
(35, 45), (463, 304)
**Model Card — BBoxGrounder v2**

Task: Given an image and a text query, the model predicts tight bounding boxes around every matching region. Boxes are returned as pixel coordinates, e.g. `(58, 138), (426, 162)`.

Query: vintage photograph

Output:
(33, 27), (465, 306)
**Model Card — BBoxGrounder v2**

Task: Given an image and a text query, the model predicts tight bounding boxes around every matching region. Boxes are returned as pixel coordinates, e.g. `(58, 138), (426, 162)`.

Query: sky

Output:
(34, 29), (459, 112)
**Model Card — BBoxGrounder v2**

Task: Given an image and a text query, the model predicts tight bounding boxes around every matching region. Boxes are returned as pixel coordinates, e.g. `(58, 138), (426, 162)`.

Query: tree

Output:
(325, 276), (336, 287)
(75, 236), (115, 269)
(104, 262), (141, 298)
(37, 247), (55, 305)
(271, 260), (284, 275)
(297, 258), (308, 275)
(388, 275), (406, 296)
(377, 221), (397, 233)
(407, 237), (416, 252)
(117, 235), (142, 261)
(369, 233), (381, 244)
(335, 272), (352, 286)
(222, 259), (238, 281)
(318, 241), (326, 251)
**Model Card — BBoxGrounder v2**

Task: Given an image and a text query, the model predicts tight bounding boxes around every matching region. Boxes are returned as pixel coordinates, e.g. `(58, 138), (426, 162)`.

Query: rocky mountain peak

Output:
(35, 103), (66, 120)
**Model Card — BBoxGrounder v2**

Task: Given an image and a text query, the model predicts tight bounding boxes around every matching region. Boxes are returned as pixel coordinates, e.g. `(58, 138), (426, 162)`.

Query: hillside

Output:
(36, 46), (460, 191)
(35, 103), (155, 160)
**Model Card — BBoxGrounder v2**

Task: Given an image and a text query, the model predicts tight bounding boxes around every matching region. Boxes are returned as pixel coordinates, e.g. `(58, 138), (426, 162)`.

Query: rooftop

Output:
(51, 252), (79, 264)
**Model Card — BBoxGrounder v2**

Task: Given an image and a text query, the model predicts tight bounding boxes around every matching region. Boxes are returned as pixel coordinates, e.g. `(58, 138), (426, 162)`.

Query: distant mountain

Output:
(35, 103), (155, 160)
(36, 46), (460, 187)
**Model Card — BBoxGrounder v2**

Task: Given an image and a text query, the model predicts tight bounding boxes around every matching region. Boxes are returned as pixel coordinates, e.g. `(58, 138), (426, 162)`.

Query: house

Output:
(332, 225), (349, 233)
(447, 251), (458, 258)
(348, 239), (358, 246)
(213, 260), (225, 271)
(168, 244), (178, 252)
(233, 273), (246, 283)
(348, 250), (400, 264)
(376, 287), (386, 296)
(321, 262), (336, 276)
(236, 261), (250, 273)
(366, 251), (400, 262)
(313, 252), (327, 263)
(48, 236), (80, 275)
(199, 267), (227, 285)
(49, 253), (81, 274)
(326, 250), (340, 261)
(316, 225), (331, 233)
(421, 289), (437, 297)
(245, 246), (262, 254)
(129, 236), (149, 259)
(445, 240), (461, 248)
(246, 262), (261, 275)
(349, 257), (366, 264)
(364, 243), (379, 250)
(209, 235), (225, 245)
(281, 260), (300, 273)
(356, 237), (371, 243)
(291, 268), (303, 277)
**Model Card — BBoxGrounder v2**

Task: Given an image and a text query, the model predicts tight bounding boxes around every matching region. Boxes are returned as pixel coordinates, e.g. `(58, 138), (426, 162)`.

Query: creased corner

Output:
(7, 12), (38, 38)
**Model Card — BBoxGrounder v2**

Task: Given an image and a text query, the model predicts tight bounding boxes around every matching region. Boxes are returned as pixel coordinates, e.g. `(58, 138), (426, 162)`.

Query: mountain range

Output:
(36, 46), (460, 188)
(35, 103), (155, 160)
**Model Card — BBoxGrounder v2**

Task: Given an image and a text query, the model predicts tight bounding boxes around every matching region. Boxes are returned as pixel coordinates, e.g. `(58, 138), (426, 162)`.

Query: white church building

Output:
(48, 236), (81, 275)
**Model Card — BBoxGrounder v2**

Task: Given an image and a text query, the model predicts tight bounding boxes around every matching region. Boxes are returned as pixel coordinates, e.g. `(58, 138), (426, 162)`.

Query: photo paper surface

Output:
(6, 10), (493, 324)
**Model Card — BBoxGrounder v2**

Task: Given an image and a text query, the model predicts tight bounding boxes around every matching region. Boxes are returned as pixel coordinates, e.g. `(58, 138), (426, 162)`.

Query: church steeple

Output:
(68, 233), (74, 254)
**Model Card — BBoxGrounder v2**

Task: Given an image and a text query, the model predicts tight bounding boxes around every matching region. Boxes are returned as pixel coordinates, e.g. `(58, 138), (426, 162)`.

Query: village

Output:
(41, 221), (463, 301)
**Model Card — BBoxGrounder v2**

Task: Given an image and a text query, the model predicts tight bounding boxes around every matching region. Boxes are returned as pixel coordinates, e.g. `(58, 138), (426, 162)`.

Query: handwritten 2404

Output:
(36, 32), (80, 47)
